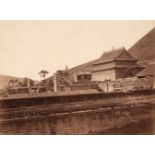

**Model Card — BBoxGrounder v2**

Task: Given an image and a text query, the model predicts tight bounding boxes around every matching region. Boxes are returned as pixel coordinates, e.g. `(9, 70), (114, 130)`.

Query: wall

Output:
(0, 89), (155, 134)
(98, 81), (115, 92)
(92, 69), (116, 81)
(116, 68), (127, 79)
(92, 60), (138, 82)
(96, 76), (155, 93)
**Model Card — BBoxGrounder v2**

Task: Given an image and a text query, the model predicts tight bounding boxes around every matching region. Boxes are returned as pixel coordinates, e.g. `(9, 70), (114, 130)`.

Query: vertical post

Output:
(82, 74), (85, 82)
(27, 78), (31, 93)
(73, 74), (77, 82)
(107, 80), (109, 92)
(105, 79), (109, 92)
(53, 73), (57, 92)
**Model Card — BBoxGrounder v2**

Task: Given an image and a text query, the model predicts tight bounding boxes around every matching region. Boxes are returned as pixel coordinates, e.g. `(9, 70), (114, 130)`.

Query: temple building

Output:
(91, 47), (142, 81)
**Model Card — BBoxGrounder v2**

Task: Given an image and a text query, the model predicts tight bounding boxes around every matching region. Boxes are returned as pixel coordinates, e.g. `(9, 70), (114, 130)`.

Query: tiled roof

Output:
(93, 47), (136, 65)
(136, 63), (155, 77)
(100, 48), (124, 60)
(68, 59), (98, 73)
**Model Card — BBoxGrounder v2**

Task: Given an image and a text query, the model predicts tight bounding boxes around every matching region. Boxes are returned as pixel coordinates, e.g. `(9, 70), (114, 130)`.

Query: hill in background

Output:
(0, 75), (25, 89)
(1, 27), (155, 88)
(0, 75), (39, 90)
(128, 27), (155, 65)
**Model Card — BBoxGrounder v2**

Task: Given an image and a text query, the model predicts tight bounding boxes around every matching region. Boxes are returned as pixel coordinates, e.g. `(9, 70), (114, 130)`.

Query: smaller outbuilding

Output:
(136, 63), (155, 78)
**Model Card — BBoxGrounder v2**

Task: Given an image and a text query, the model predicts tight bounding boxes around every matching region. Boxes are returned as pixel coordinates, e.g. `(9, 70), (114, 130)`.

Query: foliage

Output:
(56, 70), (72, 86)
(39, 70), (49, 79)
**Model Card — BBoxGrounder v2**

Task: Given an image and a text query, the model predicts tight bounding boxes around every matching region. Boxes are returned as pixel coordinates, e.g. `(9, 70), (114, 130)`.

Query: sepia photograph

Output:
(0, 20), (155, 135)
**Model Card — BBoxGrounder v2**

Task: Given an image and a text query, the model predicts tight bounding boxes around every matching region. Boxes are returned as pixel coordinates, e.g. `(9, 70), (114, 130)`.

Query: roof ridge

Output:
(102, 46), (126, 55)
(99, 47), (127, 60)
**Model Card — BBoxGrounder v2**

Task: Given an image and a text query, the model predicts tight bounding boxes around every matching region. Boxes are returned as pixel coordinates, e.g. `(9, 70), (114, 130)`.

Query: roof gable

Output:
(116, 50), (136, 61)
(93, 47), (135, 65)
(100, 48), (123, 60)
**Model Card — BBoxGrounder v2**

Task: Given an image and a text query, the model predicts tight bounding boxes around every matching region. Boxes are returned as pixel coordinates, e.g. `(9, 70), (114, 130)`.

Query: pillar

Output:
(53, 73), (57, 92)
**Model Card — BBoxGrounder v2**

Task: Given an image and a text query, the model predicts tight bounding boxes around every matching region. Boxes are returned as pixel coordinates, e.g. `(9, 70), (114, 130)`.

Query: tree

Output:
(46, 78), (54, 91)
(38, 70), (49, 79)
(55, 69), (72, 91)
(8, 79), (19, 88)
(8, 79), (14, 88)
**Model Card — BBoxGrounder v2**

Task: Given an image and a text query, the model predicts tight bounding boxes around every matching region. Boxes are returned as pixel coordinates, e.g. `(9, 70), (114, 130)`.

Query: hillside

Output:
(0, 75), (40, 90)
(0, 75), (25, 89)
(68, 27), (155, 74)
(128, 27), (155, 65)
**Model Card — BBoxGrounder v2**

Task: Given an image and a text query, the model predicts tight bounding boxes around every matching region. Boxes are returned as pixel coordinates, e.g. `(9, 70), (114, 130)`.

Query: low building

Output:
(136, 63), (155, 78)
(76, 71), (92, 82)
(136, 63), (155, 89)
(69, 59), (97, 82)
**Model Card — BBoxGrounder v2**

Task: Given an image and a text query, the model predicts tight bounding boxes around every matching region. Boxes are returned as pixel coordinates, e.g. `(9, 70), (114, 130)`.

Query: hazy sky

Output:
(0, 20), (155, 80)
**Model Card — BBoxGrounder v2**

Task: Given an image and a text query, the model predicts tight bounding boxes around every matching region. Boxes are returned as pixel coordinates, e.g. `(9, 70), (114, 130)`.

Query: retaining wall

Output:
(0, 89), (155, 134)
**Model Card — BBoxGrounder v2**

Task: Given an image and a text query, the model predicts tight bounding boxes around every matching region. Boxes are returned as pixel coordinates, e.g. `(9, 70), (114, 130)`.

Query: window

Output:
(77, 74), (92, 82)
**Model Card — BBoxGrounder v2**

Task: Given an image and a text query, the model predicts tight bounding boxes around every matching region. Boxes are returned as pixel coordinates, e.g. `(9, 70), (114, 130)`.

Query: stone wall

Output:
(0, 89), (155, 134)
(96, 76), (155, 93)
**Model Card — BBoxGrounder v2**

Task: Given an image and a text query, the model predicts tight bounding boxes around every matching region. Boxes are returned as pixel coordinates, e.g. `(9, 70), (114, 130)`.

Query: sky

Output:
(0, 20), (155, 80)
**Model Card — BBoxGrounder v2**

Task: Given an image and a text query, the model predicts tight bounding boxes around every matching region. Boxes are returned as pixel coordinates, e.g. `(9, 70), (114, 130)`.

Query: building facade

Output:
(91, 47), (142, 81)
